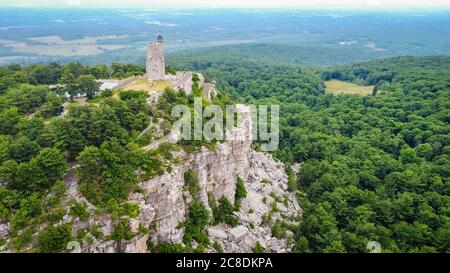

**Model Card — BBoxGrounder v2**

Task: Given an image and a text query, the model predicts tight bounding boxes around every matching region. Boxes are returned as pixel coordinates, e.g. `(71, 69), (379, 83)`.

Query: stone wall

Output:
(171, 72), (193, 95)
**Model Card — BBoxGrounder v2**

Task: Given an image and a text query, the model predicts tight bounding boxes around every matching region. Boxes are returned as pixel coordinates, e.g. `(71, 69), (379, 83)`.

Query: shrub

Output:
(261, 212), (273, 226)
(253, 241), (265, 253)
(234, 177), (247, 211)
(286, 165), (297, 192)
(100, 89), (113, 98)
(37, 224), (72, 253)
(11, 227), (34, 251)
(225, 215), (239, 227)
(189, 201), (210, 227)
(184, 201), (210, 246)
(213, 240), (223, 253)
(69, 201), (90, 221)
(154, 243), (186, 253)
(184, 223), (209, 246)
(271, 201), (279, 213)
(118, 203), (140, 218)
(213, 197), (238, 226)
(90, 225), (104, 240)
(119, 90), (149, 101)
(111, 219), (133, 241)
(184, 169), (200, 196)
(260, 179), (272, 185)
(207, 192), (217, 210)
(194, 244), (205, 253)
(271, 220), (284, 239)
(46, 208), (65, 224)
(10, 193), (42, 230)
(165, 66), (177, 75)
(192, 73), (200, 83)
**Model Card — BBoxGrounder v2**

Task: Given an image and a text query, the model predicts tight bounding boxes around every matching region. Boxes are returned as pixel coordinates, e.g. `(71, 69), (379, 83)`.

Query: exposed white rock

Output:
(230, 226), (249, 242)
(204, 149), (302, 253)
(88, 240), (116, 253)
(129, 219), (141, 234)
(0, 223), (9, 239)
(122, 235), (149, 253)
(139, 204), (156, 225)
(139, 105), (253, 245)
(292, 163), (302, 175)
(285, 230), (294, 239)
(207, 227), (228, 240)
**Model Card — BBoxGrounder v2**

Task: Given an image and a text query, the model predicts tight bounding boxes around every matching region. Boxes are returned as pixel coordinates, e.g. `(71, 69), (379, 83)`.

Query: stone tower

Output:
(146, 33), (165, 81)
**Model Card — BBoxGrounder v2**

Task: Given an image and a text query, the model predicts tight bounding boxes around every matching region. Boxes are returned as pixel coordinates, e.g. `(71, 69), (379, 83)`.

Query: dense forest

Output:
(0, 60), (234, 252)
(167, 43), (392, 68)
(0, 55), (449, 252)
(170, 55), (450, 252)
(0, 61), (176, 251)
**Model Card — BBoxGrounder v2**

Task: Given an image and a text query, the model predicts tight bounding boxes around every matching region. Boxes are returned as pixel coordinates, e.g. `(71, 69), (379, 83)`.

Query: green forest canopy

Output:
(0, 55), (449, 252)
(170, 55), (450, 253)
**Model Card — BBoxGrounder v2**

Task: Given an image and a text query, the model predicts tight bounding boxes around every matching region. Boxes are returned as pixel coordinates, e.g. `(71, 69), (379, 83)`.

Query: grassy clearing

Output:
(325, 80), (374, 96)
(121, 79), (172, 94)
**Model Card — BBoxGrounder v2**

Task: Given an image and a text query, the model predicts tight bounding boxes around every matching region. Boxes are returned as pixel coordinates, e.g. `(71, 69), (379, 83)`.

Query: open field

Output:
(1, 9), (450, 66)
(0, 35), (129, 57)
(325, 80), (374, 95)
(121, 79), (172, 93)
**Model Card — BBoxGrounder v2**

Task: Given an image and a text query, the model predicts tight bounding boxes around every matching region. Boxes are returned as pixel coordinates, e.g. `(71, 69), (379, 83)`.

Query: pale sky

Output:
(1, 0), (450, 9)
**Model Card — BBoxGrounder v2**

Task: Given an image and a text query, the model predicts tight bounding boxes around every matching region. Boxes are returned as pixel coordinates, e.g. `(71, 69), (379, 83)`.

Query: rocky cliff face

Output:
(137, 104), (253, 246)
(75, 104), (300, 253)
(210, 150), (301, 253)
(139, 140), (250, 245)
(0, 105), (301, 253)
(114, 105), (302, 253)
(124, 144), (301, 253)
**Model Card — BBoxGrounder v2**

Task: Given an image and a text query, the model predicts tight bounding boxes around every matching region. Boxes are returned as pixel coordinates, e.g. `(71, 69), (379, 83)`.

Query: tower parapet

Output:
(146, 34), (165, 81)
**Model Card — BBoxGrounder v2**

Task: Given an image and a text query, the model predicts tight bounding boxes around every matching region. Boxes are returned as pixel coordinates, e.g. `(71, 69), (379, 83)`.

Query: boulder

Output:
(207, 227), (228, 240)
(129, 218), (141, 233)
(285, 230), (294, 239)
(229, 226), (248, 242)
(0, 223), (9, 239)
(139, 204), (155, 225)
(122, 235), (149, 253)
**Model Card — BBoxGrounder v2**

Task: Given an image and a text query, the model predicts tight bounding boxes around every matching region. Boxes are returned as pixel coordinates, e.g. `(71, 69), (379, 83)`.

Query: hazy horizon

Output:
(1, 6), (449, 66)
(1, 0), (450, 9)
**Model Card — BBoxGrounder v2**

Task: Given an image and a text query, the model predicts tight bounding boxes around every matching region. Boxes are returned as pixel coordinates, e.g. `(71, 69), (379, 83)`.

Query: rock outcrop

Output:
(202, 150), (301, 253)
(0, 103), (301, 253)
(133, 105), (301, 252)
(0, 223), (9, 239)
(140, 105), (253, 245)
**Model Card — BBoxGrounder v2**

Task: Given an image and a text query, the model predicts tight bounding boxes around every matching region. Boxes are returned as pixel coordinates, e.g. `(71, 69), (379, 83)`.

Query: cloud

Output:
(144, 20), (177, 27)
